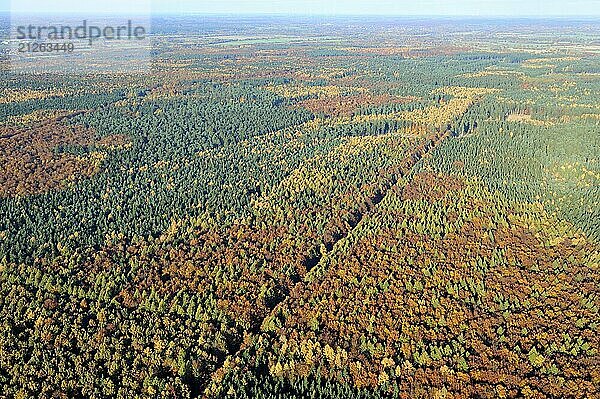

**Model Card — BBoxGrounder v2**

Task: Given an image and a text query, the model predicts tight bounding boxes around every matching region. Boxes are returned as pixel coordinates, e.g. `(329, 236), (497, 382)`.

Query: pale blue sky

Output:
(5, 0), (600, 16)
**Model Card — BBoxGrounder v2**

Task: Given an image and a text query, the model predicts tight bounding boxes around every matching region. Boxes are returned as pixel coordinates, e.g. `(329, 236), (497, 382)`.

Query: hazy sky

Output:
(6, 0), (600, 16)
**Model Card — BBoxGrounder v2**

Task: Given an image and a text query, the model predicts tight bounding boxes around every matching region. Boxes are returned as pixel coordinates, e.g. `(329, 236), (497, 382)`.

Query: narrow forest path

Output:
(197, 126), (452, 398)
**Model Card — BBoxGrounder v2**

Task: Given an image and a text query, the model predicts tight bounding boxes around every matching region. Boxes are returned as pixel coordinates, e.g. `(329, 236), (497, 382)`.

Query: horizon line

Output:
(2, 11), (600, 18)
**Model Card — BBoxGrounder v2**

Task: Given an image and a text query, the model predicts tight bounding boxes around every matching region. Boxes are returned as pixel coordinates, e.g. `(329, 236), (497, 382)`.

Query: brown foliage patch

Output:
(0, 120), (130, 197)
(402, 172), (465, 201)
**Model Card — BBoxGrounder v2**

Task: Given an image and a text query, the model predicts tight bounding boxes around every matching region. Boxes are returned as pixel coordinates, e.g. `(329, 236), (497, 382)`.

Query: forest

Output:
(0, 15), (599, 399)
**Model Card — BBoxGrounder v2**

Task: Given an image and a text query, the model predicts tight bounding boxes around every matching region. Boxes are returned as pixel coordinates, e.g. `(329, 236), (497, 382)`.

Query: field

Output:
(0, 15), (599, 399)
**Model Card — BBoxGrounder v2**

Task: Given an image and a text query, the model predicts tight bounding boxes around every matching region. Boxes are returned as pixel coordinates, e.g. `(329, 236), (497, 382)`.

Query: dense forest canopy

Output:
(0, 15), (599, 399)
